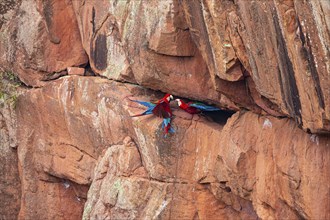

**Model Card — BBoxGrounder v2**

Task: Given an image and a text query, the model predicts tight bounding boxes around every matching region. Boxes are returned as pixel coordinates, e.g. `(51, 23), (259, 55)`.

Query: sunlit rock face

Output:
(1, 0), (329, 219)
(182, 0), (330, 133)
(0, 101), (21, 219)
(72, 0), (329, 133)
(2, 0), (329, 131)
(15, 77), (330, 220)
(0, 0), (88, 86)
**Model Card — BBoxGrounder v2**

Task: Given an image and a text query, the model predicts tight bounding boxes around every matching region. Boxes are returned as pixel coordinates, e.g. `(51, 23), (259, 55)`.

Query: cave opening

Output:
(202, 110), (235, 125)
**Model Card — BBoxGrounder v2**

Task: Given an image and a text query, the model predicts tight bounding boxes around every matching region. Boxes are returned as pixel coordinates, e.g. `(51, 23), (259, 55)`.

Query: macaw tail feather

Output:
(168, 127), (175, 133)
(162, 118), (175, 137)
(162, 124), (175, 133)
(190, 103), (220, 111)
(127, 97), (155, 117)
(130, 113), (147, 117)
(164, 126), (175, 138)
(130, 109), (153, 117)
(162, 118), (171, 127)
(128, 98), (156, 108)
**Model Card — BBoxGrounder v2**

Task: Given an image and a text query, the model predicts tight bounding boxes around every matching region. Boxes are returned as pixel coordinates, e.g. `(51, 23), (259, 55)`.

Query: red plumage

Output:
(152, 101), (172, 118)
(152, 93), (173, 118)
(177, 100), (201, 114)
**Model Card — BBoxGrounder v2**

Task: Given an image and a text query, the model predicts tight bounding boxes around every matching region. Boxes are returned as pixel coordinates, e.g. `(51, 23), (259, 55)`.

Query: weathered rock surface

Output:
(2, 0), (329, 132)
(72, 0), (330, 133)
(16, 76), (124, 219)
(16, 76), (159, 219)
(215, 111), (330, 220)
(67, 67), (85, 76)
(0, 72), (23, 219)
(72, 0), (230, 107)
(16, 76), (329, 219)
(0, 0), (88, 86)
(183, 0), (330, 133)
(1, 0), (330, 219)
(0, 103), (21, 219)
(16, 76), (255, 219)
(241, 0), (330, 133)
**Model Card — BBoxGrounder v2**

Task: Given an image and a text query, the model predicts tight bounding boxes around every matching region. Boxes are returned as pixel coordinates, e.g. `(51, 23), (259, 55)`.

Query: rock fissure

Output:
(58, 142), (96, 160)
(272, 8), (302, 125)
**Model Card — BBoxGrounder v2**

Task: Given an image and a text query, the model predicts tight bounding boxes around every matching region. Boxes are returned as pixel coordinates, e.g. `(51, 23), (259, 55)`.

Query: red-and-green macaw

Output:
(152, 94), (173, 119)
(128, 94), (175, 135)
(175, 99), (220, 114)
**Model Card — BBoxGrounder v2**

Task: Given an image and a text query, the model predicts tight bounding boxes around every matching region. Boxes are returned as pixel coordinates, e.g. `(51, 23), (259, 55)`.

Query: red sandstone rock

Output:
(233, 0), (330, 133)
(1, 0), (329, 132)
(0, 73), (24, 219)
(214, 111), (330, 220)
(71, 0), (330, 132)
(16, 76), (329, 219)
(0, 103), (21, 219)
(72, 0), (254, 111)
(0, 0), (88, 86)
(1, 0), (329, 219)
(183, 0), (330, 133)
(16, 77), (257, 219)
(67, 67), (85, 76)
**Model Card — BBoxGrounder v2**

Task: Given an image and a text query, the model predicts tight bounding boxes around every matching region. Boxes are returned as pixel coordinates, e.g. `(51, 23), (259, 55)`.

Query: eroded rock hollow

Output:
(0, 0), (329, 219)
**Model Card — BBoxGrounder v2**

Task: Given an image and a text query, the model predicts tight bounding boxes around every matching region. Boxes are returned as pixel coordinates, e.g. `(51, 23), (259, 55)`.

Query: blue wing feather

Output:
(129, 99), (156, 108)
(162, 118), (175, 134)
(129, 99), (156, 117)
(162, 118), (171, 128)
(190, 103), (220, 111)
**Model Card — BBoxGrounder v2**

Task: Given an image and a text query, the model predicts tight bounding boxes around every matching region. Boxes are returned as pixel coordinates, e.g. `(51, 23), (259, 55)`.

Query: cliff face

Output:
(0, 0), (329, 220)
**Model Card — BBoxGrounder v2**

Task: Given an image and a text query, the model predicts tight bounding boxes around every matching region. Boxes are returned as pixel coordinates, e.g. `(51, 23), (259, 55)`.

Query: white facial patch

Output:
(175, 99), (182, 106)
(167, 95), (173, 102)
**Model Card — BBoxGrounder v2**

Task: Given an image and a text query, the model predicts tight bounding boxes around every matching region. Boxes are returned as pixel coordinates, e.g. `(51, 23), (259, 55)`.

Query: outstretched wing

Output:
(129, 99), (156, 108)
(190, 102), (220, 111)
(128, 99), (156, 117)
(130, 109), (154, 117)
(152, 101), (172, 118)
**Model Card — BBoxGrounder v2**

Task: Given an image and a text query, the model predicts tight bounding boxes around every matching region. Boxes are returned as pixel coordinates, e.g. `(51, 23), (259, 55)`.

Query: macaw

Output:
(127, 94), (174, 136)
(152, 94), (173, 119)
(175, 99), (220, 114)
(128, 94), (173, 118)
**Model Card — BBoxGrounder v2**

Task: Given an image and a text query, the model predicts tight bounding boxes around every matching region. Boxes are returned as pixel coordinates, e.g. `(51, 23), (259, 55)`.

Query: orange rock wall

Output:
(0, 0), (329, 219)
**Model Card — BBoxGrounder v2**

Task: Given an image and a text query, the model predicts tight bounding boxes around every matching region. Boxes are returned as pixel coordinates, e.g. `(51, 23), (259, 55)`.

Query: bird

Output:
(175, 99), (220, 114)
(128, 94), (173, 118)
(127, 94), (174, 136)
(152, 94), (173, 119)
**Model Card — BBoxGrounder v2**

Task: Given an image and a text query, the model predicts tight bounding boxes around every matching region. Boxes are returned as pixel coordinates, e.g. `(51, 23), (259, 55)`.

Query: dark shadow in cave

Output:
(202, 109), (235, 125)
(82, 61), (96, 76)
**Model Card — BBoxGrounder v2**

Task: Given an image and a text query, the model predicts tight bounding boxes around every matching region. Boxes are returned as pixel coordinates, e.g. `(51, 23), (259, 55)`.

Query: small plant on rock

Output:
(0, 70), (22, 108)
